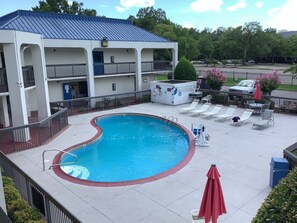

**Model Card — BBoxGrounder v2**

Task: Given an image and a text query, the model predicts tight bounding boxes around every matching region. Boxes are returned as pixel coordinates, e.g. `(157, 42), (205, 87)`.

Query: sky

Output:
(1, 0), (297, 31)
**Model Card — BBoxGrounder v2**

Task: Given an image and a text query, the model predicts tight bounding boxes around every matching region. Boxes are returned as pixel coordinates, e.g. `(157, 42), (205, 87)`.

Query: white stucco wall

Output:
(94, 76), (135, 96)
(48, 81), (67, 101)
(93, 48), (153, 63)
(26, 88), (37, 112)
(40, 48), (153, 65)
(142, 74), (156, 90)
(45, 48), (86, 65)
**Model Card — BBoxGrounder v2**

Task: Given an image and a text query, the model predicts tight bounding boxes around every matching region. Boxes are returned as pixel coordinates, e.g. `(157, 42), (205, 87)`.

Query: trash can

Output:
(269, 157), (289, 188)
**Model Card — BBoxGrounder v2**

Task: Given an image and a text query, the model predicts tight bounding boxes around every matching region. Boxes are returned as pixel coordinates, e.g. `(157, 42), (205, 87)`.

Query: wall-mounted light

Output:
(112, 83), (116, 91)
(101, 37), (108, 47)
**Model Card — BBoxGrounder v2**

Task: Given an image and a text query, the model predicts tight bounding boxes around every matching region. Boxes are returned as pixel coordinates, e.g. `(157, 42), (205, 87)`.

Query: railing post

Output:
(72, 65), (74, 77)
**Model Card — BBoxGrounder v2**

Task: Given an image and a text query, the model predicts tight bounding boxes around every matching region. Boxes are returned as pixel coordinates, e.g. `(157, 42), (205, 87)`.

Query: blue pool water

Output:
(61, 114), (190, 183)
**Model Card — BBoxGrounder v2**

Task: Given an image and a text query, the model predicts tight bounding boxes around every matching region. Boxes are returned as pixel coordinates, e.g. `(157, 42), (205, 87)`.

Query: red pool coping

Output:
(53, 113), (195, 187)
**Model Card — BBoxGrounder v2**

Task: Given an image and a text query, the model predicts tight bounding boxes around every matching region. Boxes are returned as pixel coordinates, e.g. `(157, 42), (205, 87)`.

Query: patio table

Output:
(249, 103), (264, 114)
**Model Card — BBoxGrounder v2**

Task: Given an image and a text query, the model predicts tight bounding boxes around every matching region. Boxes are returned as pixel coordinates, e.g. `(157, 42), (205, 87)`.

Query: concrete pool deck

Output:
(8, 102), (297, 223)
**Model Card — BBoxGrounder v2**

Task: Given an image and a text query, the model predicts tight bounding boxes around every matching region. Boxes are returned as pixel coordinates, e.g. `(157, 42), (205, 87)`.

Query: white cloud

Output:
(120, 0), (155, 9)
(183, 21), (194, 29)
(268, 7), (281, 17)
(227, 0), (247, 12)
(115, 6), (126, 13)
(190, 0), (223, 13)
(255, 1), (264, 8)
(267, 0), (297, 31)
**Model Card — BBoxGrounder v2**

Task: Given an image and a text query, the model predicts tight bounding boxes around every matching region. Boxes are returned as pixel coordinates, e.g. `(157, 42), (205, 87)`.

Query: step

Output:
(61, 165), (73, 174)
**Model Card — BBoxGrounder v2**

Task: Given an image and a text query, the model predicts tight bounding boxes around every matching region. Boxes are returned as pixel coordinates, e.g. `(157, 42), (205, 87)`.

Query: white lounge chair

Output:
(201, 95), (212, 103)
(252, 109), (274, 129)
(201, 104), (223, 119)
(230, 109), (254, 126)
(214, 105), (237, 121)
(190, 103), (211, 116)
(179, 99), (200, 114)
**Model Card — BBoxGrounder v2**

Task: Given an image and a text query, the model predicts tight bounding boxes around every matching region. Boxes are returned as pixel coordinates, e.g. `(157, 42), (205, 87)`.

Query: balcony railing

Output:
(23, 66), (35, 88)
(0, 66), (35, 93)
(97, 60), (171, 75)
(0, 61), (172, 92)
(46, 61), (172, 78)
(46, 63), (87, 79)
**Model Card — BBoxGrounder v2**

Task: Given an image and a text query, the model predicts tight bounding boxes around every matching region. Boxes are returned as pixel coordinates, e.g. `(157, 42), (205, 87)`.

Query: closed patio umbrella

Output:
(253, 81), (261, 101)
(198, 164), (226, 223)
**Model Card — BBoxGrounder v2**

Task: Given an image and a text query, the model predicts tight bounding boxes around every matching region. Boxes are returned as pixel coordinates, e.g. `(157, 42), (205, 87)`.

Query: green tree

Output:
(131, 7), (168, 32)
(240, 21), (262, 64)
(32, 0), (97, 16)
(217, 27), (242, 60)
(288, 35), (297, 59)
(284, 64), (297, 78)
(174, 57), (197, 80)
(263, 28), (289, 64)
(198, 34), (214, 59)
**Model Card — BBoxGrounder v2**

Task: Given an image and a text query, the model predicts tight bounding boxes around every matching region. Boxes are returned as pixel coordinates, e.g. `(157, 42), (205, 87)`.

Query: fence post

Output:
(233, 71), (235, 81)
(291, 75), (294, 86)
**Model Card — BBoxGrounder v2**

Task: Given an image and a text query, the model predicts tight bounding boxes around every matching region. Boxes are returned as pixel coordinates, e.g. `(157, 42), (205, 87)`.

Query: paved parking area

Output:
(8, 102), (297, 223)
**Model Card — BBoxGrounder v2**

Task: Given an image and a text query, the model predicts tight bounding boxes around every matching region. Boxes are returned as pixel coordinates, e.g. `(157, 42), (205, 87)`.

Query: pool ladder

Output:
(163, 115), (178, 124)
(42, 149), (78, 171)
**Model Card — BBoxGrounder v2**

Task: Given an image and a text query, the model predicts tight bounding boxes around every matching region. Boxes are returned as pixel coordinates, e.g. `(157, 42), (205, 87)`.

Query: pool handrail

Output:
(42, 149), (78, 171)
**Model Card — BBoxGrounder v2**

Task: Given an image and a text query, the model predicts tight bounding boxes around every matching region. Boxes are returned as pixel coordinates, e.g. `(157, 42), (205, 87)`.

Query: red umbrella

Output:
(198, 164), (226, 223)
(253, 81), (261, 101)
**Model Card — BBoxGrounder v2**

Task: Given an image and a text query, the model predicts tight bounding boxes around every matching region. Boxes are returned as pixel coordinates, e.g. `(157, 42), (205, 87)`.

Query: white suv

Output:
(229, 80), (256, 99)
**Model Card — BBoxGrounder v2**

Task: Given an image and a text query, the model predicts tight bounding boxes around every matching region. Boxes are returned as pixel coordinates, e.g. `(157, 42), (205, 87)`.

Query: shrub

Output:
(257, 71), (281, 95)
(205, 68), (226, 90)
(212, 93), (228, 104)
(252, 167), (297, 223)
(174, 57), (197, 81)
(2, 176), (45, 223)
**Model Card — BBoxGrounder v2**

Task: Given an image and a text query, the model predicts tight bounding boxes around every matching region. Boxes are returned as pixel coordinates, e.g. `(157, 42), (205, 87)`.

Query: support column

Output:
(0, 96), (9, 127)
(171, 44), (178, 80)
(134, 48), (142, 91)
(4, 42), (30, 141)
(85, 47), (95, 107)
(31, 45), (51, 120)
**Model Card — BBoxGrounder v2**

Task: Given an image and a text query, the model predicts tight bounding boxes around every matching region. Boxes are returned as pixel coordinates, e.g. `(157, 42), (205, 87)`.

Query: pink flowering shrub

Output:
(205, 68), (226, 90)
(257, 71), (281, 95)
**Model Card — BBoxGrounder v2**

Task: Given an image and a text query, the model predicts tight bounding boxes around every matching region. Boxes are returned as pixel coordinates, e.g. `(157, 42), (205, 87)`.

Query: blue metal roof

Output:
(0, 10), (170, 42)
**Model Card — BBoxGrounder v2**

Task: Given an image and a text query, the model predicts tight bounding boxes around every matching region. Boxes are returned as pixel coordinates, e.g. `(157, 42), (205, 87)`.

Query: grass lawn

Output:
(154, 74), (168, 80)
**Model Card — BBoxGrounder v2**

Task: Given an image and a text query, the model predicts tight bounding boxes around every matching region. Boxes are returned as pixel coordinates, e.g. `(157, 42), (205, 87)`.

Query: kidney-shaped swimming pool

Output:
(53, 113), (195, 186)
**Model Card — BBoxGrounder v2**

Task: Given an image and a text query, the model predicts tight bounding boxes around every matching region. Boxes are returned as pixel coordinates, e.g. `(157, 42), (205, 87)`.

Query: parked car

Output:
(228, 79), (256, 100)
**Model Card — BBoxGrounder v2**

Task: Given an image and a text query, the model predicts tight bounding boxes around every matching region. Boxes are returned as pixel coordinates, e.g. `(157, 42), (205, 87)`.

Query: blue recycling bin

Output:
(269, 157), (289, 188)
